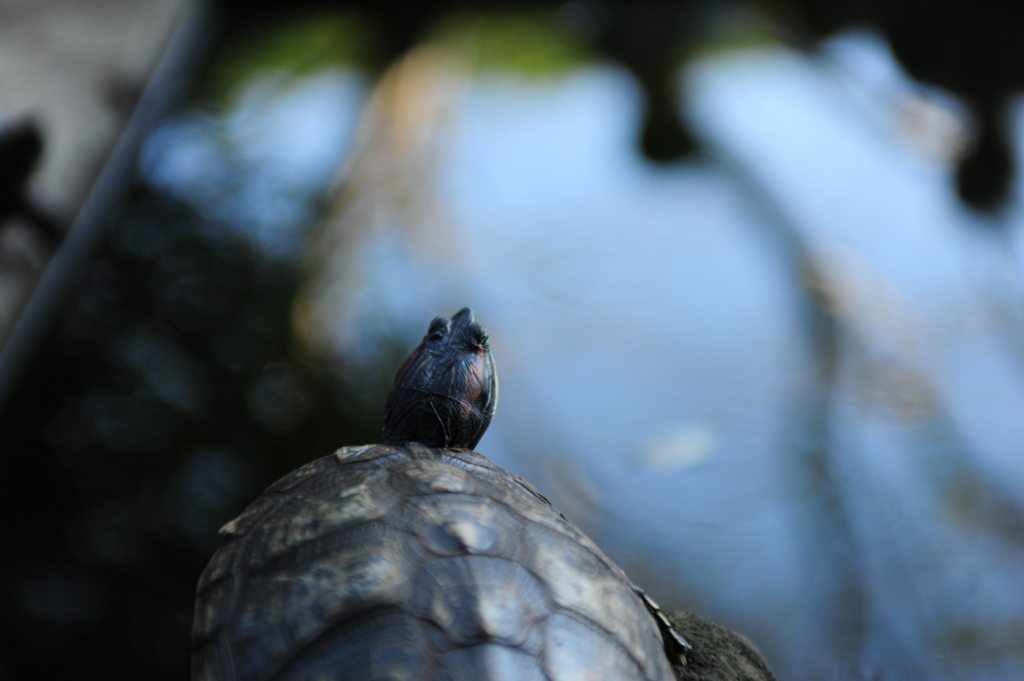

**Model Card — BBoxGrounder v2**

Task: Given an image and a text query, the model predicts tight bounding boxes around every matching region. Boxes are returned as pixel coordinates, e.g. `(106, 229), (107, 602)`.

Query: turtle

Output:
(190, 307), (691, 681)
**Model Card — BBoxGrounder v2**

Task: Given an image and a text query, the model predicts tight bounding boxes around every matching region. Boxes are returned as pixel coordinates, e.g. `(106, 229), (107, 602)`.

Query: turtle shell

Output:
(191, 443), (674, 681)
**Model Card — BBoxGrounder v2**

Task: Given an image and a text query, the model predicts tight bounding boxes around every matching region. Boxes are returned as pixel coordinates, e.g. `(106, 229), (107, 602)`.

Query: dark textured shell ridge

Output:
(192, 443), (673, 681)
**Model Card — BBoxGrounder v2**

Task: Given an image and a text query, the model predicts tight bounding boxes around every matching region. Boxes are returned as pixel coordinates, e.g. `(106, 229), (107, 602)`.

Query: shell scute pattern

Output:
(525, 522), (667, 679)
(400, 494), (522, 559)
(388, 457), (483, 498)
(192, 575), (233, 645)
(216, 527), (415, 679)
(412, 556), (550, 646)
(545, 612), (655, 681)
(278, 607), (427, 681)
(435, 645), (547, 681)
(192, 445), (673, 681)
(251, 467), (396, 566)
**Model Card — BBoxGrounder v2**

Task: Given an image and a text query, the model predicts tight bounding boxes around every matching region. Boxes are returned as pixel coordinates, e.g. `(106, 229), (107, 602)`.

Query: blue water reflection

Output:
(140, 69), (368, 259)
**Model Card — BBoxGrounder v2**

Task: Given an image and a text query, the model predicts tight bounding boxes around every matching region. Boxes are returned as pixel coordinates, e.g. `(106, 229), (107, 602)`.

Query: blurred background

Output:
(2, 0), (1024, 679)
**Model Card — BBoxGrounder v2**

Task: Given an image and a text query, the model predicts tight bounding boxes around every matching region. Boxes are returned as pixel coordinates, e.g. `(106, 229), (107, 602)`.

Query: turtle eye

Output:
(469, 324), (488, 348)
(427, 316), (449, 340)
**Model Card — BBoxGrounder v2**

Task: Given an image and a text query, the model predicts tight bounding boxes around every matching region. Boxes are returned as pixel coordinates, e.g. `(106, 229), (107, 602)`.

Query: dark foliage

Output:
(0, 190), (380, 680)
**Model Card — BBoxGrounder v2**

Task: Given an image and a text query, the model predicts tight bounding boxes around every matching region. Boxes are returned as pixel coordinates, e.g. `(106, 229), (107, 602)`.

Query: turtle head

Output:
(382, 307), (498, 449)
